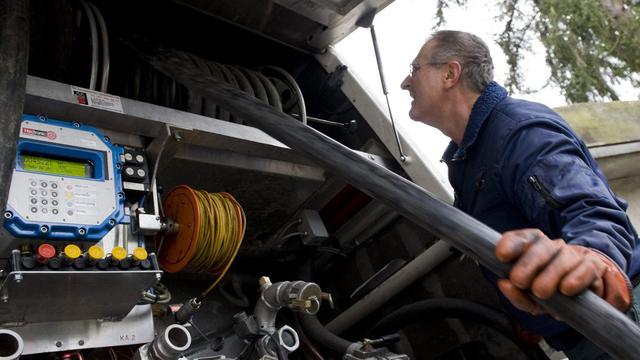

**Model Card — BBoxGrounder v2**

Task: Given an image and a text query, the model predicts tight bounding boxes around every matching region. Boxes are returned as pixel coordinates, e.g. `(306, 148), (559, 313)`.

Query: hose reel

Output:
(157, 185), (246, 297)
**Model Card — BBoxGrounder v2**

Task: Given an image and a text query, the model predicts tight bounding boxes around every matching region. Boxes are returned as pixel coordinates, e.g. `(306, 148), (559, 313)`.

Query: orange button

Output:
(37, 244), (56, 259)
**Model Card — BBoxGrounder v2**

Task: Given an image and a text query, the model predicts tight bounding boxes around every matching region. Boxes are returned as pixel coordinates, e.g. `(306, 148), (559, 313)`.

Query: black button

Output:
(48, 257), (61, 270)
(21, 256), (36, 270)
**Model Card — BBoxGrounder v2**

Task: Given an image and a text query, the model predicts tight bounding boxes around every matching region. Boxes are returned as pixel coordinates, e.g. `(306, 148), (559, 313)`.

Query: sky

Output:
(334, 0), (640, 179)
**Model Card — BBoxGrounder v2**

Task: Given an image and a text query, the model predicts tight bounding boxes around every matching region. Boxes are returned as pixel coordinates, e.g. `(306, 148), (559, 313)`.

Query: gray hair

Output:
(427, 30), (494, 93)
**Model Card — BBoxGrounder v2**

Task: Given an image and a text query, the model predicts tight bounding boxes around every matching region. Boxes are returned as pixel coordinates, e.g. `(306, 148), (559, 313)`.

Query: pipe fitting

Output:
(0, 329), (24, 360)
(151, 324), (191, 360)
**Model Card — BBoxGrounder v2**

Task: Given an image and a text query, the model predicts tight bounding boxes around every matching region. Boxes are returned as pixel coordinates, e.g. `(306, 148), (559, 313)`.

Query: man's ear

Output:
(443, 61), (462, 88)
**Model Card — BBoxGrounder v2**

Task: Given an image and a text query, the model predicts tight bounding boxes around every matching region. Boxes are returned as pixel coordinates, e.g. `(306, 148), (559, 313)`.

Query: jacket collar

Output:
(442, 81), (508, 163)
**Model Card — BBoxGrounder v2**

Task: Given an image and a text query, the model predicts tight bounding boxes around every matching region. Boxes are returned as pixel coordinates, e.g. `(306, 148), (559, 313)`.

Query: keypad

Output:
(28, 178), (61, 216)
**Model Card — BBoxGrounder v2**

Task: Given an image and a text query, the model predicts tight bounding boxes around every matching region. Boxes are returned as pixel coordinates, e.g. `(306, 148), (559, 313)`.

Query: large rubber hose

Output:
(371, 298), (549, 360)
(140, 46), (640, 359)
(0, 0), (29, 215)
(298, 314), (355, 356)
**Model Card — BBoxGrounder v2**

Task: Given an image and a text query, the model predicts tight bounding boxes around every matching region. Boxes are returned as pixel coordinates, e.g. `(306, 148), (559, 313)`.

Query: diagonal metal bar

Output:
(143, 47), (640, 359)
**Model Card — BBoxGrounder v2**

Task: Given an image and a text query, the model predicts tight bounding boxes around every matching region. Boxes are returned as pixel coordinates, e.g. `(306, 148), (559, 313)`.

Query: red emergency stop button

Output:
(37, 244), (56, 263)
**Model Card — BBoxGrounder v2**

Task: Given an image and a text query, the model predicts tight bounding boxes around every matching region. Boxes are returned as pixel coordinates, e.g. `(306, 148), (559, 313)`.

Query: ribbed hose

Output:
(298, 314), (355, 356)
(0, 0), (29, 217)
(371, 298), (549, 360)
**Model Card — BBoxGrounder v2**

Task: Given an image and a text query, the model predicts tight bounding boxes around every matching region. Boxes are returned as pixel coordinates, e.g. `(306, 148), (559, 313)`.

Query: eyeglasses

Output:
(409, 62), (448, 77)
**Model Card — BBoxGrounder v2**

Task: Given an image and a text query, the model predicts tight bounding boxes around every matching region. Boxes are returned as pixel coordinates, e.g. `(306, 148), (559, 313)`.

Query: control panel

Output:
(4, 114), (126, 241)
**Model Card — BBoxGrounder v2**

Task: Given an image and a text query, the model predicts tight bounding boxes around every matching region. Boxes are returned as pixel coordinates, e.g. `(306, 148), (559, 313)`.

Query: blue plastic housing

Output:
(3, 114), (126, 241)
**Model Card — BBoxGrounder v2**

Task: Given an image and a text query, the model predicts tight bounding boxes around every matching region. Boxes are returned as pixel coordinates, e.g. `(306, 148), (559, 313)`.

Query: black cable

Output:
(298, 314), (354, 356)
(370, 298), (549, 360)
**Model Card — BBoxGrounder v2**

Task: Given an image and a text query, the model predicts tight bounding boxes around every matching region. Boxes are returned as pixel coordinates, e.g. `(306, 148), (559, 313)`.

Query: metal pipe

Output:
(151, 324), (192, 360)
(262, 65), (307, 124)
(145, 47), (640, 359)
(0, 329), (24, 360)
(87, 2), (110, 92)
(327, 240), (452, 334)
(79, 1), (98, 90)
(0, 0), (29, 216)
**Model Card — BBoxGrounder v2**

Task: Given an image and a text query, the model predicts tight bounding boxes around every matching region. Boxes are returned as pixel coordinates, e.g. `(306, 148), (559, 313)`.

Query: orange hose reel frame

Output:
(158, 185), (202, 273)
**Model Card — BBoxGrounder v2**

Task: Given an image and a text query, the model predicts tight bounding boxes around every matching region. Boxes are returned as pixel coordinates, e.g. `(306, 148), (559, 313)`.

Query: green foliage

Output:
(434, 0), (640, 103)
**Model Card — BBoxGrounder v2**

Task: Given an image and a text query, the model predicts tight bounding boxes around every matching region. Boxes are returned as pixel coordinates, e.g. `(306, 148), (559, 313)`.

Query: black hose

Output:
(0, 0), (29, 214)
(298, 314), (354, 356)
(140, 45), (640, 359)
(371, 298), (549, 360)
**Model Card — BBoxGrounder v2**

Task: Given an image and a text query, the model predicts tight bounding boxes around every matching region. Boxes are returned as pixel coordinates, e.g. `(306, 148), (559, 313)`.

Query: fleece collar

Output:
(442, 81), (508, 163)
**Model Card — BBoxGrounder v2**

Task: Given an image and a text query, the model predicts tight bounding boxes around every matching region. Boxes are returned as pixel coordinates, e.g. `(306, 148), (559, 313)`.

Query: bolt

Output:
(55, 341), (62, 348)
(73, 122), (80, 128)
(155, 273), (162, 281)
(40, 225), (49, 233)
(78, 228), (86, 236)
(3, 211), (12, 219)
(104, 136), (110, 143)
(78, 340), (85, 346)
(173, 132), (182, 142)
(38, 115), (46, 121)
(108, 219), (116, 226)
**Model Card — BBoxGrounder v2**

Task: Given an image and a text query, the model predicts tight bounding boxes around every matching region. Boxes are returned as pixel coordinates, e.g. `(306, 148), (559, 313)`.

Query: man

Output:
(400, 30), (640, 357)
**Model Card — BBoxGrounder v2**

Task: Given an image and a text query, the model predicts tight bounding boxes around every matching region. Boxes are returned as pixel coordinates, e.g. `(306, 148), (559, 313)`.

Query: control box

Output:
(4, 114), (126, 241)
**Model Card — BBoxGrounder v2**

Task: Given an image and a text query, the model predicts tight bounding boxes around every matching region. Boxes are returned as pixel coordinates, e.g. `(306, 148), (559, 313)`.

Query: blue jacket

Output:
(442, 82), (640, 349)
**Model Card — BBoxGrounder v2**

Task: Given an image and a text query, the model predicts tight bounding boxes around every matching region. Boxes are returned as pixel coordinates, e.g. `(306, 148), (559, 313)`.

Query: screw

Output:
(108, 219), (116, 226)
(3, 211), (12, 219)
(173, 132), (182, 142)
(73, 122), (80, 128)
(40, 225), (49, 233)
(104, 136), (110, 143)
(78, 228), (86, 236)
(55, 341), (62, 348)
(78, 340), (85, 346)
(14, 274), (23, 283)
(38, 115), (46, 121)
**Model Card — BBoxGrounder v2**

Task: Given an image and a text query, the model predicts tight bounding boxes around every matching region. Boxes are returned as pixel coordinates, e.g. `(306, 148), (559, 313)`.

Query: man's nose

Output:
(401, 75), (411, 90)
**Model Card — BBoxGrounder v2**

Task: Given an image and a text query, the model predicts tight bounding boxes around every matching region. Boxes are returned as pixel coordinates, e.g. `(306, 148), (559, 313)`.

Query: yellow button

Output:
(111, 246), (127, 261)
(132, 247), (148, 261)
(87, 245), (104, 261)
(63, 244), (82, 260)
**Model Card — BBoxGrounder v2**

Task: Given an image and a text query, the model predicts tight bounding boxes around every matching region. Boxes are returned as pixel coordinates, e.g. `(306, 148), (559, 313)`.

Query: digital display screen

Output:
(22, 155), (91, 178)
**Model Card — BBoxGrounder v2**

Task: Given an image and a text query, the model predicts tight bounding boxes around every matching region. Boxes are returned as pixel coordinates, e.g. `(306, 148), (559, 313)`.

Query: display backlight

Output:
(22, 155), (89, 178)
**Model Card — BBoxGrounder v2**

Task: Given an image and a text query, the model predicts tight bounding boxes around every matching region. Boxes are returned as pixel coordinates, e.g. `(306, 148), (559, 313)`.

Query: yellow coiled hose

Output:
(188, 190), (246, 297)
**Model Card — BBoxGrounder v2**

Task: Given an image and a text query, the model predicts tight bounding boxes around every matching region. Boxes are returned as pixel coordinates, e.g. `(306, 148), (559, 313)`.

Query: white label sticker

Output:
(71, 86), (124, 113)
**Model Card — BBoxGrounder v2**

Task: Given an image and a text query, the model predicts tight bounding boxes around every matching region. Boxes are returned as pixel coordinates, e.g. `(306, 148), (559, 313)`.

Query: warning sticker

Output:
(70, 86), (124, 113)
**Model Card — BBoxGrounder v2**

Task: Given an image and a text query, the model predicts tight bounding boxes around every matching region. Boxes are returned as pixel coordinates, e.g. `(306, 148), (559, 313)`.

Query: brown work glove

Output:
(495, 229), (632, 316)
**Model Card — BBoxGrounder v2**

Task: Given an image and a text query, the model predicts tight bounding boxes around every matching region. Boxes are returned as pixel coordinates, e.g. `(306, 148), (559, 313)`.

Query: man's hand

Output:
(495, 229), (631, 315)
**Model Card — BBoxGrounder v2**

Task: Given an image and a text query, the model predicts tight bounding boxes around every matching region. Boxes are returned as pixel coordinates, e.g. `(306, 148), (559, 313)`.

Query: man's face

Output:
(400, 41), (446, 127)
